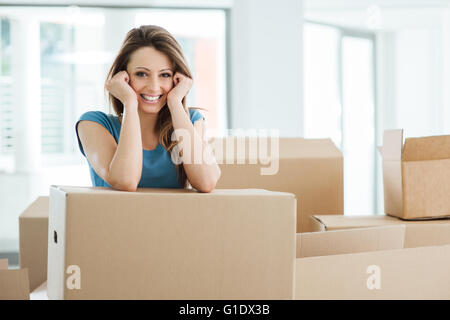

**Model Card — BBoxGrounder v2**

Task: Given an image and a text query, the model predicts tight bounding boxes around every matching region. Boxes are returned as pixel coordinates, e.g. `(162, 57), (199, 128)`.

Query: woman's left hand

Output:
(167, 72), (193, 106)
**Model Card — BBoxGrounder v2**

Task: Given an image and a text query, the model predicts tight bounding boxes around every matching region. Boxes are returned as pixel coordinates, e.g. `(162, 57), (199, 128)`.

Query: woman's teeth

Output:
(141, 94), (161, 102)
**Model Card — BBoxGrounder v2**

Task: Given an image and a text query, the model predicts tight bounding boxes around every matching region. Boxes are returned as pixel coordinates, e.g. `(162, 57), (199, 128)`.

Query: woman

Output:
(75, 25), (221, 192)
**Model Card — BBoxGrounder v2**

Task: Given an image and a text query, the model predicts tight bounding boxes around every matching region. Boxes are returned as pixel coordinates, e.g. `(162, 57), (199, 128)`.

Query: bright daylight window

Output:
(304, 22), (376, 215)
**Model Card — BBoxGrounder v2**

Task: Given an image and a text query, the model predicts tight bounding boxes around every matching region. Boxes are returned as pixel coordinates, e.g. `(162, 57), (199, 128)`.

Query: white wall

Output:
(394, 28), (442, 138)
(230, 0), (303, 136)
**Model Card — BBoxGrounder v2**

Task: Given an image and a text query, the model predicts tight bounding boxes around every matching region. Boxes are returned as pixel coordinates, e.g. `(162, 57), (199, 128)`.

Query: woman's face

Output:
(126, 46), (174, 115)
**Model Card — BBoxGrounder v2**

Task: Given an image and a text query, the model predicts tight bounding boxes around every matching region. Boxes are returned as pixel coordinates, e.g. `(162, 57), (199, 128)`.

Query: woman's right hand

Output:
(105, 71), (138, 107)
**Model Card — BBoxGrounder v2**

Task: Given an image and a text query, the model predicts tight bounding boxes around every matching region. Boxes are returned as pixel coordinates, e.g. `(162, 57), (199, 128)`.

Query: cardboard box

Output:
(311, 214), (450, 248)
(295, 226), (450, 299)
(379, 129), (450, 219)
(0, 259), (30, 300)
(19, 196), (49, 292)
(211, 137), (343, 232)
(47, 186), (296, 300)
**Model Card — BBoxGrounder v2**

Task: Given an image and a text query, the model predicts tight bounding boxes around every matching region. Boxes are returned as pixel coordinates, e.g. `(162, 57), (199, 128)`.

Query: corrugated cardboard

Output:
(212, 137), (343, 232)
(19, 196), (49, 292)
(311, 214), (450, 248)
(0, 259), (8, 270)
(47, 186), (296, 300)
(0, 259), (30, 300)
(296, 245), (450, 299)
(296, 225), (405, 258)
(380, 129), (450, 219)
(295, 226), (450, 299)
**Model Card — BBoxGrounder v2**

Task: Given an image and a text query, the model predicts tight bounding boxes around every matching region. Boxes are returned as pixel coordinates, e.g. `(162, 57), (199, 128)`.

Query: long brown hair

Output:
(105, 25), (192, 187)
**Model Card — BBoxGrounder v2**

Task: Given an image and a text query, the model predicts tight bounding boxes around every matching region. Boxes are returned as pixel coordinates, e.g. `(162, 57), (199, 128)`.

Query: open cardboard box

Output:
(295, 225), (450, 299)
(379, 129), (450, 219)
(212, 137), (343, 232)
(311, 214), (450, 248)
(0, 259), (30, 300)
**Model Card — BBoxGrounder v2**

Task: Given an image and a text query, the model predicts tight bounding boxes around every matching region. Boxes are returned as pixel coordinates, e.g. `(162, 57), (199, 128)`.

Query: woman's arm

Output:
(78, 71), (143, 192)
(167, 72), (221, 193)
(168, 103), (221, 193)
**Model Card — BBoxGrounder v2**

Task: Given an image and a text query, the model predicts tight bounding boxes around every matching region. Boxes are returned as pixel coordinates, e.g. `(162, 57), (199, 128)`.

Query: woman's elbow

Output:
(197, 182), (215, 193)
(197, 170), (221, 193)
(111, 180), (138, 192)
(120, 184), (138, 192)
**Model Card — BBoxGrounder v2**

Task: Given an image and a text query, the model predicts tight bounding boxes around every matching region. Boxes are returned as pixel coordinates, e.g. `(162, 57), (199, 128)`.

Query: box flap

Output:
(403, 135), (450, 161)
(296, 244), (450, 299)
(381, 130), (404, 217)
(0, 259), (8, 269)
(381, 129), (403, 160)
(405, 224), (450, 248)
(311, 214), (403, 230)
(296, 225), (405, 258)
(0, 269), (30, 300)
(19, 196), (49, 218)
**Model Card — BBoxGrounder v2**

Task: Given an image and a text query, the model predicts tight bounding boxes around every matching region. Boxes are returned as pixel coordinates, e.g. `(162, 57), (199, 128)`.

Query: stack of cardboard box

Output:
(8, 132), (450, 299)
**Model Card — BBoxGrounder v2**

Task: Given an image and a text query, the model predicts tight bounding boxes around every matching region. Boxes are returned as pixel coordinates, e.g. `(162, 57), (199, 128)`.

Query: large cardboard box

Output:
(295, 226), (450, 299)
(311, 214), (450, 248)
(47, 186), (296, 300)
(19, 196), (49, 292)
(211, 137), (343, 232)
(379, 129), (450, 219)
(0, 259), (30, 300)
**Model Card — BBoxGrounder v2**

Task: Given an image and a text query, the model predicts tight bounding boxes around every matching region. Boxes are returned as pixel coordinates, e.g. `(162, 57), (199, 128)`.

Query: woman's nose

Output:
(146, 76), (161, 91)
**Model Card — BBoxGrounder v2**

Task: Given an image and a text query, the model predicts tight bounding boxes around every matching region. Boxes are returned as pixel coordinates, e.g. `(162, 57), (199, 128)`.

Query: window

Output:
(0, 18), (13, 155)
(0, 5), (227, 167)
(304, 21), (377, 215)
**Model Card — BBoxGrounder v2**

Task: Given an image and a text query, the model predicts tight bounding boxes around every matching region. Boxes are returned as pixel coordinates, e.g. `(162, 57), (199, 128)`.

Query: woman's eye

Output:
(136, 72), (147, 77)
(161, 73), (172, 78)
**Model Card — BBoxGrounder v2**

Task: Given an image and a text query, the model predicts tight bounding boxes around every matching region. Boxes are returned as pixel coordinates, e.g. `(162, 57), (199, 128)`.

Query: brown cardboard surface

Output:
(404, 224), (450, 248)
(403, 135), (450, 161)
(295, 244), (450, 299)
(0, 269), (30, 300)
(19, 196), (49, 292)
(296, 226), (405, 258)
(311, 214), (450, 248)
(402, 159), (450, 219)
(47, 186), (297, 300)
(212, 137), (343, 232)
(0, 259), (8, 270)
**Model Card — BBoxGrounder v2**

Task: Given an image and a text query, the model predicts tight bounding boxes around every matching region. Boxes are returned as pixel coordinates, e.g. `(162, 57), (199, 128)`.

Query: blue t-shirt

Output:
(75, 109), (204, 188)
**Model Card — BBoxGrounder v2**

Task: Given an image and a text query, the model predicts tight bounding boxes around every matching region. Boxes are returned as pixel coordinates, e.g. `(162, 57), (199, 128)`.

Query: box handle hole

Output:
(54, 230), (57, 244)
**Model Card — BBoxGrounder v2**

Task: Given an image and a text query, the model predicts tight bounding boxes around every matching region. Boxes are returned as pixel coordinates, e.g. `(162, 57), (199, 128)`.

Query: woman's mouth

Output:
(140, 94), (162, 104)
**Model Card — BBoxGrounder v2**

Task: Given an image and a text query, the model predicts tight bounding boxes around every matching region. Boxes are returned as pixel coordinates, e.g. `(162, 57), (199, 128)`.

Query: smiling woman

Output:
(75, 25), (221, 192)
